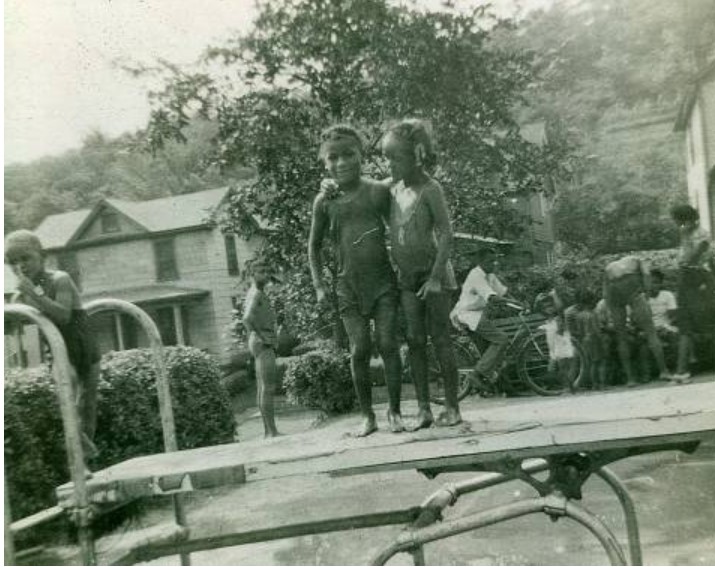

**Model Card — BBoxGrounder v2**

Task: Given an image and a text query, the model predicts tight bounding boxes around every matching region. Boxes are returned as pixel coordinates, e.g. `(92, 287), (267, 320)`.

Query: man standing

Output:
(603, 256), (678, 385)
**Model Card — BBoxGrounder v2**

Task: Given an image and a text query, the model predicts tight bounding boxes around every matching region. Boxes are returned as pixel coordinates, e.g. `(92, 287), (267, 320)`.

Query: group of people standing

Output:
(243, 119), (715, 440)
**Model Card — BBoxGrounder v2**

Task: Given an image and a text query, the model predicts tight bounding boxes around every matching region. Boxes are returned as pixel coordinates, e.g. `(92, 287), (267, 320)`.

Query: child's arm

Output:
(308, 193), (330, 304)
(419, 182), (454, 298)
(15, 272), (73, 326)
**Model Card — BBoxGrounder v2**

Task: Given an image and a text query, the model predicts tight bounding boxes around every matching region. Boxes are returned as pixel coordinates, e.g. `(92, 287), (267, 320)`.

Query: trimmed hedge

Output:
(283, 347), (355, 414)
(4, 346), (235, 521)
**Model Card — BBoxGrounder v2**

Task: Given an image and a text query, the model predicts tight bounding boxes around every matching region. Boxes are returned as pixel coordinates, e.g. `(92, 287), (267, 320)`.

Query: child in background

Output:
(242, 261), (280, 438)
(382, 119), (462, 429)
(5, 230), (101, 468)
(568, 288), (606, 390)
(309, 125), (404, 437)
(535, 293), (577, 393)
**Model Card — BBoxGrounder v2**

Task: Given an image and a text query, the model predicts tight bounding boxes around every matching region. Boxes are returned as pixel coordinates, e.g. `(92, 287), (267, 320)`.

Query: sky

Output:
(4, 0), (550, 166)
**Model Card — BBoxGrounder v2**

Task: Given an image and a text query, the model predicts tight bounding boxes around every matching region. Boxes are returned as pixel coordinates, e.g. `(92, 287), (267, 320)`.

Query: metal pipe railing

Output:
(371, 495), (628, 566)
(83, 298), (189, 566)
(4, 304), (96, 565)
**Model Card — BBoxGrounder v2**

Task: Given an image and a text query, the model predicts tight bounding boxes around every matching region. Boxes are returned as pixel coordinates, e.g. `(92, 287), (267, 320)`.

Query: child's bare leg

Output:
(427, 292), (461, 426)
(374, 294), (404, 433)
(676, 333), (692, 375)
(256, 346), (279, 437)
(401, 291), (434, 431)
(74, 362), (100, 459)
(343, 314), (377, 437)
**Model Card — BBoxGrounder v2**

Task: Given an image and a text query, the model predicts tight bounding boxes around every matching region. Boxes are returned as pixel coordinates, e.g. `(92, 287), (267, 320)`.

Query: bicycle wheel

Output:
(516, 329), (585, 396)
(429, 338), (477, 405)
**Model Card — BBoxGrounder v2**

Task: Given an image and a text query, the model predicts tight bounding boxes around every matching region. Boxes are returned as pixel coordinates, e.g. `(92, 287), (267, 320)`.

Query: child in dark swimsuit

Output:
(309, 125), (404, 437)
(5, 230), (101, 465)
(382, 119), (462, 429)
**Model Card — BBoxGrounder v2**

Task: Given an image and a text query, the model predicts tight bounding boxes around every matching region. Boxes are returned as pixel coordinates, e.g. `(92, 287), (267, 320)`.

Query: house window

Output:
(58, 252), (81, 290)
(153, 306), (190, 346)
(155, 307), (178, 346)
(153, 239), (178, 281)
(224, 234), (240, 276)
(117, 314), (139, 349)
(101, 212), (120, 234)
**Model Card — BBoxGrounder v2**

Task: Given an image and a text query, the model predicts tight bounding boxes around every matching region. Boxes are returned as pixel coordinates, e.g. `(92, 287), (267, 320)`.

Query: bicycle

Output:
(425, 302), (585, 403)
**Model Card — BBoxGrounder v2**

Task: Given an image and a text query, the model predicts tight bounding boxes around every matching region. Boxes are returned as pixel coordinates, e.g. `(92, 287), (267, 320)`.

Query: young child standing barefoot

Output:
(5, 230), (101, 468)
(242, 261), (280, 438)
(309, 125), (404, 437)
(381, 119), (462, 429)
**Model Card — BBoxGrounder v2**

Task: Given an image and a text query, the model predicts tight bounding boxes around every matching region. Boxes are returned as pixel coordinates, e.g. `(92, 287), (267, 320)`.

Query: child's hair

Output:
(574, 287), (597, 310)
(650, 268), (665, 283)
(4, 230), (43, 263)
(319, 124), (364, 158)
(670, 204), (699, 224)
(473, 247), (497, 263)
(533, 292), (556, 313)
(384, 118), (437, 169)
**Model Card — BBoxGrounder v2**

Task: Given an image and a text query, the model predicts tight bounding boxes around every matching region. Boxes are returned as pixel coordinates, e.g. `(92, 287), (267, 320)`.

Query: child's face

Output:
(321, 138), (362, 186)
(382, 133), (416, 182)
(6, 248), (43, 280)
(542, 301), (557, 318)
(252, 267), (270, 287)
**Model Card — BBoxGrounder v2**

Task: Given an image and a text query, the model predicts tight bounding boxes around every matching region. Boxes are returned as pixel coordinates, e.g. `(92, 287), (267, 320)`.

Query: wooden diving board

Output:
(57, 382), (715, 508)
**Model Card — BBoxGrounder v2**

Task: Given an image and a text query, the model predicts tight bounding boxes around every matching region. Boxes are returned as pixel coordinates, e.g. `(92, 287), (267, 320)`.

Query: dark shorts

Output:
(60, 309), (101, 376)
(337, 276), (397, 318)
(677, 268), (715, 334)
(605, 275), (654, 334)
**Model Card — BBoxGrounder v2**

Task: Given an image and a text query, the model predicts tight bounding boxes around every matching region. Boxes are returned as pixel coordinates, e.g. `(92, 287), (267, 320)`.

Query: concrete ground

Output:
(131, 374), (715, 566)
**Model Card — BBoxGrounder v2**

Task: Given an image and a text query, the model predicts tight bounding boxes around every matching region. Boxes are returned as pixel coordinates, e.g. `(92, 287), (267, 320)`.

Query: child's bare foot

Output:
(435, 407), (462, 427)
(356, 415), (378, 437)
(387, 410), (405, 433)
(408, 408), (434, 432)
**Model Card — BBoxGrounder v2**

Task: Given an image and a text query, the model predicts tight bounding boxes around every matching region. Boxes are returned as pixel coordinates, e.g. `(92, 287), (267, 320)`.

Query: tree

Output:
(143, 0), (571, 341)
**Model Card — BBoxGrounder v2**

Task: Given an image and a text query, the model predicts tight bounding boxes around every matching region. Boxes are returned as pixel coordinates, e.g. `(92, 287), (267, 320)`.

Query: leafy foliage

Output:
(4, 366), (67, 520)
(4, 121), (252, 233)
(282, 348), (355, 414)
(4, 347), (234, 520)
(95, 347), (235, 463)
(553, 188), (679, 256)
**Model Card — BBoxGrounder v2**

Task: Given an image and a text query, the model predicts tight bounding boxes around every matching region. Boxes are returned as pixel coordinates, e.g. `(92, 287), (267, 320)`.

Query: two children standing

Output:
(309, 120), (462, 437)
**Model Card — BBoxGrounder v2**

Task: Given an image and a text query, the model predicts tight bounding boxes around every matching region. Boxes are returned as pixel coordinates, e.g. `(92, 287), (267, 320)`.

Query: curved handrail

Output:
(83, 298), (189, 566)
(83, 298), (178, 453)
(4, 303), (95, 563)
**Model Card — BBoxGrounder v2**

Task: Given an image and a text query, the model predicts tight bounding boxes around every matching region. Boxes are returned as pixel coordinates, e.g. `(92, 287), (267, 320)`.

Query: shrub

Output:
(4, 365), (67, 520)
(95, 347), (235, 466)
(283, 348), (355, 414)
(4, 346), (235, 521)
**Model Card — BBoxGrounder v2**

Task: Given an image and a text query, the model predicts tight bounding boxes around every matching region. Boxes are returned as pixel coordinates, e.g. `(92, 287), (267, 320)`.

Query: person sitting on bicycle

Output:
(450, 247), (516, 387)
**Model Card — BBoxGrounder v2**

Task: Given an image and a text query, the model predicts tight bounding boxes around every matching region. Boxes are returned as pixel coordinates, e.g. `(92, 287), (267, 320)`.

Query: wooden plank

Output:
(56, 383), (715, 507)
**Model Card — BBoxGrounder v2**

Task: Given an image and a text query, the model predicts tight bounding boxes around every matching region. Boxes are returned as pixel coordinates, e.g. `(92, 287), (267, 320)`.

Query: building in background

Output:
(5, 187), (260, 369)
(675, 60), (715, 234)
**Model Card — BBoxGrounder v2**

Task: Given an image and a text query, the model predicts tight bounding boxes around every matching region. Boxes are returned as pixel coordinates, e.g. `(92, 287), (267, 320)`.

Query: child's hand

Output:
(417, 277), (442, 299)
(15, 273), (37, 296)
(319, 179), (340, 200)
(315, 285), (329, 306)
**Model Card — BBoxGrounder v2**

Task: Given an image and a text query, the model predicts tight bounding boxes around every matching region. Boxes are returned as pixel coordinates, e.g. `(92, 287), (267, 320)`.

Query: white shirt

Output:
(540, 318), (575, 361)
(450, 266), (508, 331)
(648, 290), (677, 332)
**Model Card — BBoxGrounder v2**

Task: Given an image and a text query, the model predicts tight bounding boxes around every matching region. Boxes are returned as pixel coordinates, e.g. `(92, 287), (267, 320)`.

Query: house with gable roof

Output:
(6, 187), (260, 368)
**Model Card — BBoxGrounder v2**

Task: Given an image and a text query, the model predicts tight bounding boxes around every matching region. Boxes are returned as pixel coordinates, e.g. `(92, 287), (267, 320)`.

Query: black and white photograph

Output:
(4, 0), (715, 564)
